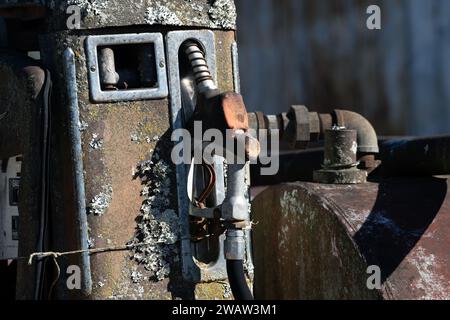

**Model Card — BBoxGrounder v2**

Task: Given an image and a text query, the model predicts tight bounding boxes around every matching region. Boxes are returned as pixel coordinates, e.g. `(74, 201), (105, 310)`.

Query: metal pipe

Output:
(222, 163), (249, 222)
(249, 108), (379, 154)
(222, 164), (254, 300)
(63, 48), (92, 296)
(313, 128), (367, 185)
(333, 110), (379, 153)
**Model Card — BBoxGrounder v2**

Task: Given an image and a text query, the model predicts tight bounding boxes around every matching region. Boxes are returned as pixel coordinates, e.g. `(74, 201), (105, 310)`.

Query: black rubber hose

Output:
(226, 259), (254, 300)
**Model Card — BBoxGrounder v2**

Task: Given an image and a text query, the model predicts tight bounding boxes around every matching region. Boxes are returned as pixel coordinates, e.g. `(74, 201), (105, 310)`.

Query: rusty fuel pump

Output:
(1, 0), (449, 302)
(0, 0), (257, 300)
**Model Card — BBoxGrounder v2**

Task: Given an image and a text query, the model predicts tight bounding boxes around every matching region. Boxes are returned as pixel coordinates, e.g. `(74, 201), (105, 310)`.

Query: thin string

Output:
(13, 242), (150, 299)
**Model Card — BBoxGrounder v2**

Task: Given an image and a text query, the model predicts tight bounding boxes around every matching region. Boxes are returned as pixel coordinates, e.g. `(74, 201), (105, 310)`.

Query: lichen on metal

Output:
(144, 3), (182, 26)
(87, 185), (112, 216)
(89, 133), (103, 150)
(10, 0), (238, 30)
(129, 156), (180, 281)
(87, 236), (95, 248)
(78, 120), (88, 132)
(222, 283), (232, 299)
(67, 0), (108, 22)
(130, 269), (144, 284)
(131, 121), (160, 144)
(208, 0), (236, 29)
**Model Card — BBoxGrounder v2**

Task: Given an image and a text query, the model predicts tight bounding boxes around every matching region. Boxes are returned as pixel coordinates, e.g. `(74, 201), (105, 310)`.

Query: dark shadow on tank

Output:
(354, 176), (447, 283)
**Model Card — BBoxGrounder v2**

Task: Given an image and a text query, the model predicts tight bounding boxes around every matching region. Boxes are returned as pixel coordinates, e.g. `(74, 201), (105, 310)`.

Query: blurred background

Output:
(235, 0), (450, 136)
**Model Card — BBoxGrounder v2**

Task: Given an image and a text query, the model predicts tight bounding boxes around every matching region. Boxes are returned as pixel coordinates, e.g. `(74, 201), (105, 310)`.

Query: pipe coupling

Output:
(224, 229), (246, 260)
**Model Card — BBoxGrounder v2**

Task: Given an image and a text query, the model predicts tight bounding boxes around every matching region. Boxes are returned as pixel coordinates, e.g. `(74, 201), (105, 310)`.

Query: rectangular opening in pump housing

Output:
(97, 43), (158, 91)
(86, 33), (168, 103)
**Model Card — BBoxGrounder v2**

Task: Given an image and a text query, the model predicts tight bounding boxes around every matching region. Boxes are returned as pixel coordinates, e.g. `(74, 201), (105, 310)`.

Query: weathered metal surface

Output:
(40, 31), (185, 300)
(0, 0), (237, 31)
(313, 168), (367, 185)
(252, 178), (450, 300)
(314, 128), (367, 184)
(193, 91), (249, 134)
(27, 28), (238, 300)
(334, 110), (379, 154)
(0, 54), (44, 157)
(285, 105), (309, 149)
(248, 108), (378, 154)
(62, 48), (92, 295)
(221, 92), (249, 130)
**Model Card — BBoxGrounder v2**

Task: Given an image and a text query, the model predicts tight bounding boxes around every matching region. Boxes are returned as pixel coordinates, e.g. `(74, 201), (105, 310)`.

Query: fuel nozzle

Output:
(183, 40), (256, 300)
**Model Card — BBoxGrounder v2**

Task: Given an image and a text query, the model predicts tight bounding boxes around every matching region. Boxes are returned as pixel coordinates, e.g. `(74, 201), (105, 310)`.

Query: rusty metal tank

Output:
(251, 177), (450, 300)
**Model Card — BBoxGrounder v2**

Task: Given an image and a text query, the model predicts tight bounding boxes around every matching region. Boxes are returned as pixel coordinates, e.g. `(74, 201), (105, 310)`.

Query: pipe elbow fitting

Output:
(334, 110), (379, 153)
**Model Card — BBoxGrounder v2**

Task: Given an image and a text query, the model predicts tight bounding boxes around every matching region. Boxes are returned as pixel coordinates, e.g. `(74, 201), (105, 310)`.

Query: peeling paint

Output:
(351, 141), (358, 155)
(411, 247), (447, 300)
(280, 189), (300, 215)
